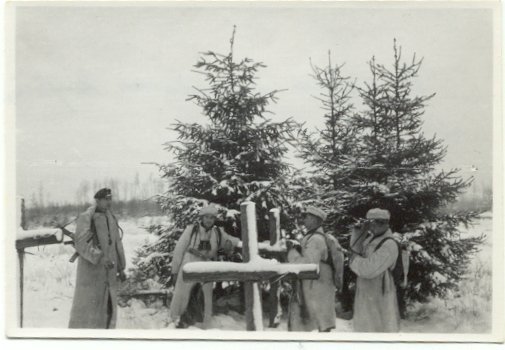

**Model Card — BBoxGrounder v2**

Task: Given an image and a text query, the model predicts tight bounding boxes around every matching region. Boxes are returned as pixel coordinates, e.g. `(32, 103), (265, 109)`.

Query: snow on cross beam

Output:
(182, 201), (319, 331)
(182, 258), (319, 282)
(16, 228), (63, 250)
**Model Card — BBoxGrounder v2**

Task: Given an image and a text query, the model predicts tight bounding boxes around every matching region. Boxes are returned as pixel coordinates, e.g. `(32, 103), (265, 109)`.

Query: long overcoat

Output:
(170, 223), (240, 325)
(68, 206), (126, 329)
(349, 229), (400, 332)
(287, 227), (336, 332)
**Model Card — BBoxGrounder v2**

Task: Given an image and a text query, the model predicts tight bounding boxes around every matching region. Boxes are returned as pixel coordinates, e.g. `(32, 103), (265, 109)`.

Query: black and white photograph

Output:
(5, 0), (503, 341)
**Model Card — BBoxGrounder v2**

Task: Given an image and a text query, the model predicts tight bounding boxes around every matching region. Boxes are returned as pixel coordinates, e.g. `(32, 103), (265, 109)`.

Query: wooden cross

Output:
(182, 201), (319, 331)
(15, 197), (66, 327)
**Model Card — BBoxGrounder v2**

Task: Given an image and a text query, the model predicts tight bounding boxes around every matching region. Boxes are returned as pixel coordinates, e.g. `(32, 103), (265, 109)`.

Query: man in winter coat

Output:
(349, 208), (400, 332)
(287, 206), (336, 332)
(69, 188), (126, 329)
(168, 205), (240, 329)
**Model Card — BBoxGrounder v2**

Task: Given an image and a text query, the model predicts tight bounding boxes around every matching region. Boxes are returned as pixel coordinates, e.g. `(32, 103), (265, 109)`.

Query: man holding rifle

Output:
(68, 188), (126, 329)
(349, 208), (401, 332)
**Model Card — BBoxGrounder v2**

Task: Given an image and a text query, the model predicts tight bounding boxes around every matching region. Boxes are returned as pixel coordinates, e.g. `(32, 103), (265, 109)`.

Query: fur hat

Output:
(303, 205), (327, 221)
(366, 208), (391, 220)
(199, 205), (219, 217)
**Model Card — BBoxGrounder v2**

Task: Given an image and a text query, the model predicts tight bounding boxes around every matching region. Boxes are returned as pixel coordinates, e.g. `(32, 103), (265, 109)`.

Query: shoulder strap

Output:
(109, 211), (124, 239)
(214, 226), (222, 248)
(374, 237), (402, 294)
(307, 231), (332, 265)
(374, 237), (399, 252)
(190, 222), (200, 247)
(306, 231), (326, 246)
(86, 208), (98, 245)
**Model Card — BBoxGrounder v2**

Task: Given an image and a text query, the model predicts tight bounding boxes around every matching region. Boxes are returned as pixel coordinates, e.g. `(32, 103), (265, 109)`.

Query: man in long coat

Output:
(69, 188), (126, 329)
(349, 208), (400, 332)
(168, 205), (240, 329)
(287, 206), (336, 332)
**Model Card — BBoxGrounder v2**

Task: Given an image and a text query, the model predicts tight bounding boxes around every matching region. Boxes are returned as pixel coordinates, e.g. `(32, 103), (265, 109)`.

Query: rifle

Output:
(59, 211), (123, 264)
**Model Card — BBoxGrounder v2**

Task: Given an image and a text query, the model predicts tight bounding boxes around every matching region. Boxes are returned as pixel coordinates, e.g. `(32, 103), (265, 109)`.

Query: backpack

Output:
(374, 237), (410, 290)
(66, 207), (123, 263)
(312, 232), (345, 291)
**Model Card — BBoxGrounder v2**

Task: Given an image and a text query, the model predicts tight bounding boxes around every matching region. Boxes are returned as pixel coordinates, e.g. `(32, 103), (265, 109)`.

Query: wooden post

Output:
(17, 248), (24, 328)
(241, 201), (263, 331)
(16, 197), (64, 328)
(268, 208), (282, 328)
(17, 197), (25, 328)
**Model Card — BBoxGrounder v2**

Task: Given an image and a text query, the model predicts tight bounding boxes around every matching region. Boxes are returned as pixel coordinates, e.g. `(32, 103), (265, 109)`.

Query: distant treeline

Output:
(24, 198), (165, 229)
(24, 189), (492, 230)
(28, 172), (165, 209)
(447, 180), (492, 213)
(444, 196), (492, 214)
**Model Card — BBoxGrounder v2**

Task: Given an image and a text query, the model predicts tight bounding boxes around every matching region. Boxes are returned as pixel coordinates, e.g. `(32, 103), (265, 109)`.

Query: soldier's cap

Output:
(199, 205), (218, 217)
(366, 208), (390, 221)
(302, 205), (327, 221)
(94, 188), (112, 200)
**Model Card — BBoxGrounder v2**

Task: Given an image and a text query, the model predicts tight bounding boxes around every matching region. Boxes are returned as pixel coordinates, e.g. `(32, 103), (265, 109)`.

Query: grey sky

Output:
(15, 4), (495, 204)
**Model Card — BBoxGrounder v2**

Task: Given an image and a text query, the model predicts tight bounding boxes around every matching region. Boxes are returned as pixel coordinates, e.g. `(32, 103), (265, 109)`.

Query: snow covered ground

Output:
(20, 213), (492, 333)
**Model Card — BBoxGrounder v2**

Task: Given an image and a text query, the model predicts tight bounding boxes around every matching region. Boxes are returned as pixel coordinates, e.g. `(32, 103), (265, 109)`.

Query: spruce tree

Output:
(295, 42), (484, 316)
(292, 52), (359, 314)
(351, 41), (484, 308)
(295, 52), (358, 227)
(131, 27), (298, 288)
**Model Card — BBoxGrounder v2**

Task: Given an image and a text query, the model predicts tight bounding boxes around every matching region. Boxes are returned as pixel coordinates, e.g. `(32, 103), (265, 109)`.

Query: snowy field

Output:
(19, 213), (492, 333)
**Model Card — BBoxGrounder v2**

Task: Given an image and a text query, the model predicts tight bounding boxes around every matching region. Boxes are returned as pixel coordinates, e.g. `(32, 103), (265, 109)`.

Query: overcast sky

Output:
(14, 3), (495, 204)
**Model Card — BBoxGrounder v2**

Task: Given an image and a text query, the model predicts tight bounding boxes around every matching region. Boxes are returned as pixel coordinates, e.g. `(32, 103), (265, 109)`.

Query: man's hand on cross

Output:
(188, 247), (210, 260)
(223, 239), (234, 256)
(285, 239), (302, 254)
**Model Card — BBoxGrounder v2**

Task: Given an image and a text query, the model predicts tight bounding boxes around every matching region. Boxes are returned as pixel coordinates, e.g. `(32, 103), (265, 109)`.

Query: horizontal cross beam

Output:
(255, 241), (287, 254)
(182, 259), (319, 283)
(16, 228), (64, 250)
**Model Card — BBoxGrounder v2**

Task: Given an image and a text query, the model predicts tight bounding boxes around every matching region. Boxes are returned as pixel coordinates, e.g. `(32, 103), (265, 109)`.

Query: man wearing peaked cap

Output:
(69, 188), (126, 329)
(94, 188), (112, 200)
(168, 204), (241, 329)
(349, 207), (400, 332)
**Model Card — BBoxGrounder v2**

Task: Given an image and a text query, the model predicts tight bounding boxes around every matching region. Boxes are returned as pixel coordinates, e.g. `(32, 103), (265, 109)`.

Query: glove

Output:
(117, 270), (127, 282)
(188, 248), (209, 260)
(223, 239), (234, 256)
(104, 258), (115, 270)
(286, 239), (301, 252)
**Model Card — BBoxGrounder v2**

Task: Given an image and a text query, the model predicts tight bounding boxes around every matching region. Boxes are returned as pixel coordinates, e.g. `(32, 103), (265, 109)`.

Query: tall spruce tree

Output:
(292, 53), (359, 314)
(351, 41), (484, 308)
(296, 42), (484, 315)
(131, 27), (298, 288)
(295, 52), (358, 227)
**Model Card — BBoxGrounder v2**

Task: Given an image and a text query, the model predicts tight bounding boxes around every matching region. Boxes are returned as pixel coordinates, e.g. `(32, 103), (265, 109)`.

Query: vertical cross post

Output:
(240, 201), (263, 331)
(17, 197), (25, 328)
(17, 248), (24, 328)
(268, 208), (282, 327)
